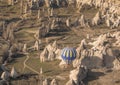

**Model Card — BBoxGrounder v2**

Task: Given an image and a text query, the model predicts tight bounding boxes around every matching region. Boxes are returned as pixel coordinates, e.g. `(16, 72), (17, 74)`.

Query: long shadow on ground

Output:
(83, 70), (105, 85)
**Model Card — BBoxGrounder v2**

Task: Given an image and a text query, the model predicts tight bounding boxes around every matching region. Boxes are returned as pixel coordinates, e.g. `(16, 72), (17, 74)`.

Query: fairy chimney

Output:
(40, 48), (49, 62)
(43, 78), (49, 85)
(69, 65), (87, 84)
(38, 9), (41, 19)
(66, 18), (70, 27)
(8, 0), (14, 5)
(79, 15), (86, 27)
(34, 40), (39, 51)
(48, 50), (55, 61)
(52, 41), (58, 52)
(40, 67), (43, 74)
(92, 11), (101, 26)
(50, 79), (58, 85)
(44, 0), (50, 7)
(86, 34), (90, 39)
(1, 71), (10, 80)
(22, 43), (27, 53)
(10, 67), (19, 78)
(50, 8), (54, 16)
(76, 39), (87, 58)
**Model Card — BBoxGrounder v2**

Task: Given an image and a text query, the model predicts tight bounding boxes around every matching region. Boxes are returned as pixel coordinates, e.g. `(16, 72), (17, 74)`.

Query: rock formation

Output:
(68, 65), (88, 85)
(40, 48), (49, 62)
(1, 71), (10, 80)
(50, 79), (58, 85)
(10, 67), (19, 78)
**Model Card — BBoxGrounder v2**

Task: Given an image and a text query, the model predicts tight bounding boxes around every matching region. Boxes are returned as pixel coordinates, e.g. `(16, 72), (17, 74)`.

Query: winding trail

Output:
(23, 54), (40, 75)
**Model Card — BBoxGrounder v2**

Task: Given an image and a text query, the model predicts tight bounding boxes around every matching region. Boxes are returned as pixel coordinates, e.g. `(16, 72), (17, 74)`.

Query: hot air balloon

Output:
(61, 47), (76, 64)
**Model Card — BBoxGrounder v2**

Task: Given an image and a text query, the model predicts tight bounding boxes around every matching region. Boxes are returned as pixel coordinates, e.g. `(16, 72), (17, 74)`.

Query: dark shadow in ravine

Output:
(83, 70), (105, 85)
(45, 28), (69, 37)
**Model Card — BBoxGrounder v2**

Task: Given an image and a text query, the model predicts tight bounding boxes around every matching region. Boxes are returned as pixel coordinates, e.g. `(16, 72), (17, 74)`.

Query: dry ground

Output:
(0, 0), (120, 85)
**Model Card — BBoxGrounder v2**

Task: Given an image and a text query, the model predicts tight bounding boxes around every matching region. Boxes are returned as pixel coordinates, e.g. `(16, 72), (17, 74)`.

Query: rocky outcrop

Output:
(10, 67), (19, 78)
(68, 66), (88, 85)
(1, 71), (10, 80)
(50, 79), (58, 85)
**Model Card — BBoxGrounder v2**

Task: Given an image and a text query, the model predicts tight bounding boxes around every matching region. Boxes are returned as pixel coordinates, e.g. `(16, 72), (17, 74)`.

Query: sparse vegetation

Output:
(0, 0), (120, 85)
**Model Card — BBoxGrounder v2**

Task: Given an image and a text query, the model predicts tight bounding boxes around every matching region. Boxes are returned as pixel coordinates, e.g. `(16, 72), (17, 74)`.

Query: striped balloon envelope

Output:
(61, 47), (77, 64)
